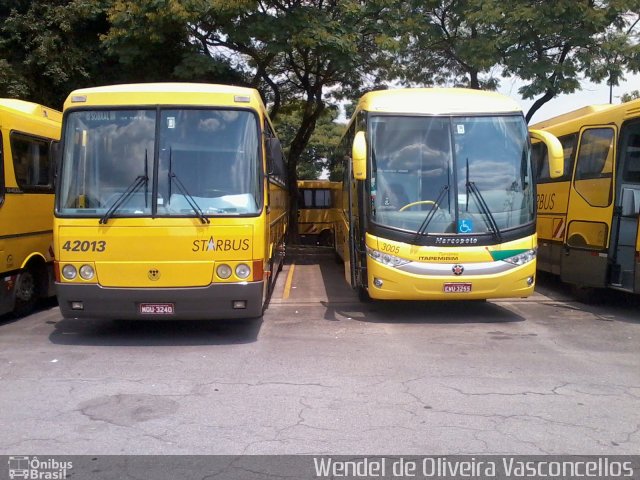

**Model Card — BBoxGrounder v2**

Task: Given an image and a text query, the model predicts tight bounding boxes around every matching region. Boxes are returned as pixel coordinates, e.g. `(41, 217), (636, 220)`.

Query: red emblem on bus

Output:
(452, 265), (464, 275)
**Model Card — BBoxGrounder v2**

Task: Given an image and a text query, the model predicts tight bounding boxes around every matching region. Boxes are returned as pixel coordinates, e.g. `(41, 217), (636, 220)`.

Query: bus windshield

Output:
(370, 115), (533, 236)
(58, 108), (261, 217)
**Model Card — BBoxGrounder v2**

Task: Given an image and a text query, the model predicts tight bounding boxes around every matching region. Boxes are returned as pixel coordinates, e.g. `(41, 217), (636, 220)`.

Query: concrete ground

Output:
(0, 247), (638, 454)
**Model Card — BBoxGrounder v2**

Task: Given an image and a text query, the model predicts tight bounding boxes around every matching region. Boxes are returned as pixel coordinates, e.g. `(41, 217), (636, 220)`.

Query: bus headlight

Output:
(366, 246), (410, 267)
(216, 264), (232, 279)
(79, 264), (95, 280)
(503, 249), (536, 266)
(235, 263), (251, 279)
(61, 264), (77, 280)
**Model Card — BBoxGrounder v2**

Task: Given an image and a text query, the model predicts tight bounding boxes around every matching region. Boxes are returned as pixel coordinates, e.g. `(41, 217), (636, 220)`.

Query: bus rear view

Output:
(55, 83), (287, 320)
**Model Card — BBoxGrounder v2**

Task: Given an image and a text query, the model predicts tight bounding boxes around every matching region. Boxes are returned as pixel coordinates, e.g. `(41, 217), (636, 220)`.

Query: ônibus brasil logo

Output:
(8, 456), (73, 479)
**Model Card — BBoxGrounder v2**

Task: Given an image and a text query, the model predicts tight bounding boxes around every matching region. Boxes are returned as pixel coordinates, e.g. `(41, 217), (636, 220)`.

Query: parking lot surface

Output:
(0, 247), (638, 454)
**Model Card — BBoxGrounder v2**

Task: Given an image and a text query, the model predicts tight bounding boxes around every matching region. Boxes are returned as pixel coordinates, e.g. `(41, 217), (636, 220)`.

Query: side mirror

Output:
(352, 131), (367, 180)
(266, 137), (284, 175)
(529, 129), (564, 179)
(621, 188), (640, 217)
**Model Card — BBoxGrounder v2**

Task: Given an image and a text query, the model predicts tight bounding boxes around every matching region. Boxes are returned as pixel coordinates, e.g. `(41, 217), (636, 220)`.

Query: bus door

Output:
(561, 126), (616, 287)
(609, 120), (640, 292)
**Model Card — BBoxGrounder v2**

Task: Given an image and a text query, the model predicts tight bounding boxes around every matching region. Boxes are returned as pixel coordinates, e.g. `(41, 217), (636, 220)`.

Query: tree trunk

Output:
(525, 88), (556, 124)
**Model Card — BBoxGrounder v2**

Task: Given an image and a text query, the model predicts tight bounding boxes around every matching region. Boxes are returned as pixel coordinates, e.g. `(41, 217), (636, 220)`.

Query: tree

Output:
(393, 0), (502, 90)
(394, 0), (640, 123)
(496, 1), (640, 122)
(621, 90), (640, 102)
(0, 0), (112, 108)
(274, 102), (344, 180)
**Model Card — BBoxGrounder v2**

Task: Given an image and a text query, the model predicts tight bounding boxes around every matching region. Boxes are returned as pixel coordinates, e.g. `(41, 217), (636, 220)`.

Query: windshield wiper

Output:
(99, 175), (148, 224)
(413, 185), (449, 242)
(99, 149), (150, 225)
(167, 147), (210, 224)
(465, 159), (502, 241)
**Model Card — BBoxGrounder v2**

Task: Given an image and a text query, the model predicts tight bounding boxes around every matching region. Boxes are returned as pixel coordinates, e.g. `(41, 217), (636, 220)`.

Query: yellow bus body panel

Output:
(56, 219), (257, 287)
(0, 100), (60, 315)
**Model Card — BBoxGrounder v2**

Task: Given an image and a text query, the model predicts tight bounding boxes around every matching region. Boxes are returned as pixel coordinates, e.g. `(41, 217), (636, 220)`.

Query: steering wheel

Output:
(399, 200), (437, 212)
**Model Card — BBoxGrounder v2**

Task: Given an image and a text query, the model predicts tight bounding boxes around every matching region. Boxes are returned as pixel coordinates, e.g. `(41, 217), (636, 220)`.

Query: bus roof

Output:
(355, 88), (523, 116)
(63, 83), (266, 112)
(530, 104), (615, 130)
(0, 99), (62, 124)
(530, 98), (640, 132)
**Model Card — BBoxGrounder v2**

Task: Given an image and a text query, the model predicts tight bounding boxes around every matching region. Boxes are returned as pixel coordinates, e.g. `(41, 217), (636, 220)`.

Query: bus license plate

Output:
(443, 283), (472, 293)
(139, 303), (175, 315)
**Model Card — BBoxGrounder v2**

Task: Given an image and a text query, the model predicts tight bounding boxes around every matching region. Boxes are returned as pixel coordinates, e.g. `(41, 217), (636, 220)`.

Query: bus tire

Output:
(357, 285), (371, 303)
(570, 284), (601, 304)
(13, 268), (38, 317)
(318, 230), (333, 247)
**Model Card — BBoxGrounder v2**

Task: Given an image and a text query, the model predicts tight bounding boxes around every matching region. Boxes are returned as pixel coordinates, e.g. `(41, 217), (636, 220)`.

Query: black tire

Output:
(13, 269), (37, 317)
(357, 285), (371, 303)
(318, 230), (333, 247)
(570, 285), (601, 304)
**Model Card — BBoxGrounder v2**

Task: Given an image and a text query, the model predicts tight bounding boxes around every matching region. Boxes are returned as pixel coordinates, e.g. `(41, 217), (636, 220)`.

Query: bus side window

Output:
(532, 133), (577, 183)
(10, 133), (53, 192)
(621, 130), (640, 183)
(574, 127), (615, 207)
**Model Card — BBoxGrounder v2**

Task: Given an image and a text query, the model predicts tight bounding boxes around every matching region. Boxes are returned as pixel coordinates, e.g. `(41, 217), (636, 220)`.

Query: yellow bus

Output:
(531, 98), (640, 297)
(0, 99), (61, 317)
(334, 88), (563, 301)
(54, 83), (288, 319)
(297, 180), (341, 246)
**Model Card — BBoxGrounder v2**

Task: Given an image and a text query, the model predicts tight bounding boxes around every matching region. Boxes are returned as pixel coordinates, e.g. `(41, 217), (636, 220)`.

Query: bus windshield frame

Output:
(56, 106), (263, 219)
(368, 113), (534, 243)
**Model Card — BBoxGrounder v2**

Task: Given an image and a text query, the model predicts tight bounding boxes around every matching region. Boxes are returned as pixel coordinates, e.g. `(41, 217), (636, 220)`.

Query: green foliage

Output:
(275, 102), (345, 180)
(393, 0), (502, 89)
(0, 0), (112, 108)
(621, 90), (640, 102)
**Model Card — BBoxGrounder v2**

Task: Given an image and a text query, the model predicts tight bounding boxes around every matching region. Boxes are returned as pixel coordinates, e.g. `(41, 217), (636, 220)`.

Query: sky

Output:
(498, 72), (640, 124)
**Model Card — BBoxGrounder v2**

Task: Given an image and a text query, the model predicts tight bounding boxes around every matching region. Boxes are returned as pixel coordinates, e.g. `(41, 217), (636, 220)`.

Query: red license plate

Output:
(139, 303), (175, 315)
(443, 283), (472, 293)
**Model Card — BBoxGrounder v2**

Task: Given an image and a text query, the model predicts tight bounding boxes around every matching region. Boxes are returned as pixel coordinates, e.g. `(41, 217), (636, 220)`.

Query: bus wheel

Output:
(14, 269), (37, 317)
(357, 285), (371, 303)
(570, 285), (600, 304)
(318, 230), (333, 247)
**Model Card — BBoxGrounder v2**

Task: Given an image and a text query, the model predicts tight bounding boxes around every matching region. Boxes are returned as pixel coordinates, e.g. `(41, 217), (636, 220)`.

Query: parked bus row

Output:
(2, 84), (638, 321)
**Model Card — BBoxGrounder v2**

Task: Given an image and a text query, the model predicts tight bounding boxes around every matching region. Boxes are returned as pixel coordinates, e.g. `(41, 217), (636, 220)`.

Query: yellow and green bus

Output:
(297, 180), (341, 246)
(55, 83), (288, 319)
(531, 98), (640, 297)
(334, 88), (563, 301)
(0, 100), (61, 317)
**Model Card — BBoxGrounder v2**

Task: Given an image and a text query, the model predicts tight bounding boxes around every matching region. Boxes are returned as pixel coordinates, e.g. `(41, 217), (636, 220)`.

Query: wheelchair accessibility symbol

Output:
(458, 219), (473, 234)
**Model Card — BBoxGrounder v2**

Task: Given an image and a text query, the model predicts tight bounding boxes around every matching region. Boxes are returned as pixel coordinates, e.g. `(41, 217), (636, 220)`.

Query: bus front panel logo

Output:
(452, 265), (464, 276)
(148, 269), (161, 281)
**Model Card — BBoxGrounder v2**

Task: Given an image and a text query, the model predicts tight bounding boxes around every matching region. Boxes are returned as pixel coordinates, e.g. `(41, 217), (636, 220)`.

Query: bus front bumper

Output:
(56, 281), (264, 320)
(366, 260), (536, 300)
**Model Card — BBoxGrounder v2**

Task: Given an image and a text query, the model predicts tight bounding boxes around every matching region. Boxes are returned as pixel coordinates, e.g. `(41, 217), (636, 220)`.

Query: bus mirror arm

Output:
(529, 129), (564, 179)
(352, 131), (367, 181)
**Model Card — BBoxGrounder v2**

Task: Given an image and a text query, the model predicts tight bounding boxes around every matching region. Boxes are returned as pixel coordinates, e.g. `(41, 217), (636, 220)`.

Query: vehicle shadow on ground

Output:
(0, 297), (59, 327)
(48, 316), (263, 347)
(321, 298), (525, 324)
(535, 271), (640, 324)
(295, 246), (527, 324)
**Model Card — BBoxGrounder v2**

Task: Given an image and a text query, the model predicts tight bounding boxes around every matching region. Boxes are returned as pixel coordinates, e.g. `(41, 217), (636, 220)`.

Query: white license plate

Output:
(139, 303), (175, 314)
(443, 283), (472, 293)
